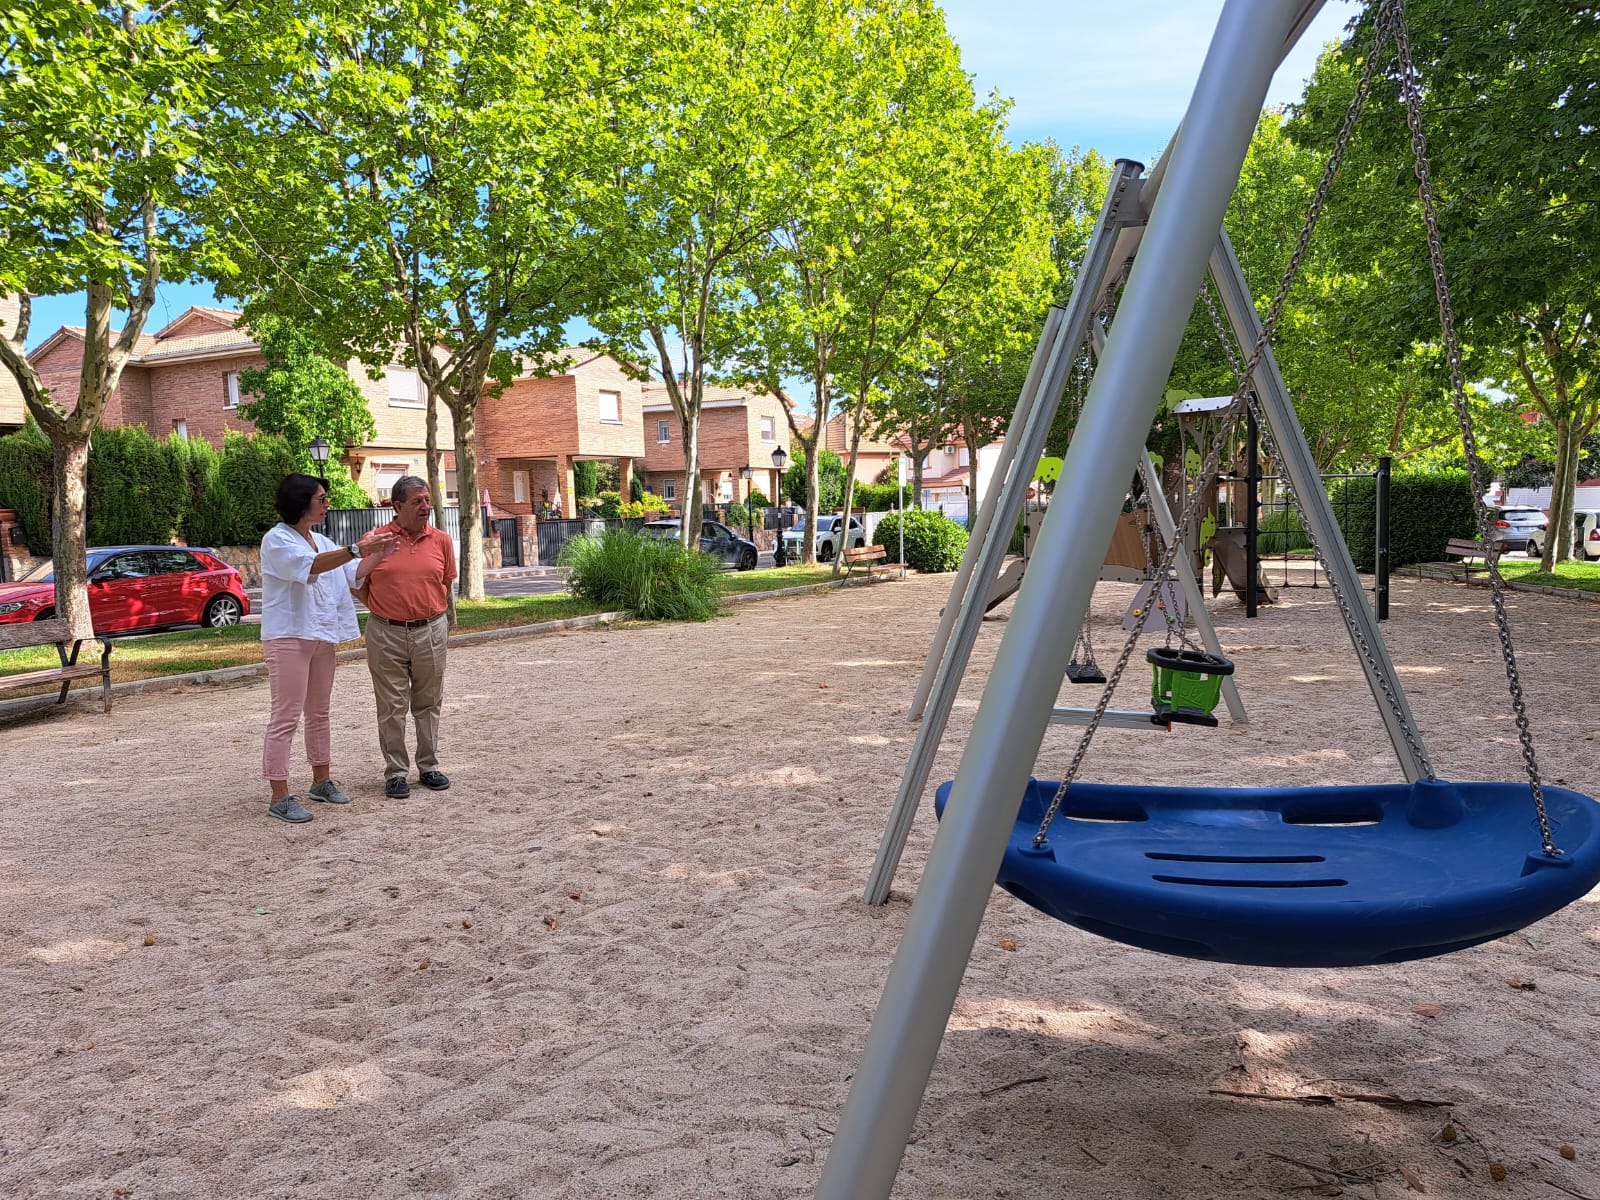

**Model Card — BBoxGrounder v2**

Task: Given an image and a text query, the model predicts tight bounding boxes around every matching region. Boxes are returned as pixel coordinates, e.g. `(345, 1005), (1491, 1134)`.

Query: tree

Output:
(237, 314), (375, 506)
(1294, 2), (1600, 565)
(0, 0), (223, 632)
(589, 0), (819, 549)
(203, 0), (639, 598)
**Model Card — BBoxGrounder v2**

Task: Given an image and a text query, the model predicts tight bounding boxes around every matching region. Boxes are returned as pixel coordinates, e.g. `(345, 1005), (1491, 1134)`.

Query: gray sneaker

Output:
(308, 778), (352, 805)
(268, 797), (313, 824)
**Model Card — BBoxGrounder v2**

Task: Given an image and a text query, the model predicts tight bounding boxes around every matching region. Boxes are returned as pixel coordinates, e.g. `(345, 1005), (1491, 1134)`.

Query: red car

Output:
(0, 545), (250, 633)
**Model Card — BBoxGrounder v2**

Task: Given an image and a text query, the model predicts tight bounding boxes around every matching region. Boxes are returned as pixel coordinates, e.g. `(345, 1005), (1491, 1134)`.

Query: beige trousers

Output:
(364, 614), (448, 779)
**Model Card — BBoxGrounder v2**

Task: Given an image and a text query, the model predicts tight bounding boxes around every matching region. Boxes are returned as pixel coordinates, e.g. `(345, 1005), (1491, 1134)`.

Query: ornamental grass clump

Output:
(559, 528), (721, 621)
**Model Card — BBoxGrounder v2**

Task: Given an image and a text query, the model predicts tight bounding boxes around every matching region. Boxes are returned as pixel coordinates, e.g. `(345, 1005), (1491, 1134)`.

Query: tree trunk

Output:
(450, 399), (485, 600)
(1545, 415), (1580, 568)
(426, 383), (445, 534)
(681, 410), (704, 545)
(51, 434), (93, 636)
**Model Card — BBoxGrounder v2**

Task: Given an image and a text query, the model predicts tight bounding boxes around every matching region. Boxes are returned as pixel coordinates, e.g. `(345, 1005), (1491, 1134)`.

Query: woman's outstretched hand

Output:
(358, 529), (399, 562)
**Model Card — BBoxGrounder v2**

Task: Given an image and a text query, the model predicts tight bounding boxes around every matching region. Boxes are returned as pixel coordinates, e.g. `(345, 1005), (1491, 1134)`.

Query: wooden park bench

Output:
(1427, 536), (1496, 581)
(0, 618), (113, 713)
(841, 543), (888, 581)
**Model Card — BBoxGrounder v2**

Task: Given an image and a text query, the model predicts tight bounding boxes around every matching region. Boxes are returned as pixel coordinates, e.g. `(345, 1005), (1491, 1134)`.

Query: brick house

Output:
(796, 410), (903, 488)
(476, 349), (645, 520)
(642, 383), (790, 511)
(23, 306), (455, 502)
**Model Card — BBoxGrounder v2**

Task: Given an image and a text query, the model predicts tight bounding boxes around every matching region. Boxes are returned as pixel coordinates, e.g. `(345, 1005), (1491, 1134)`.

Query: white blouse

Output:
(259, 524), (361, 643)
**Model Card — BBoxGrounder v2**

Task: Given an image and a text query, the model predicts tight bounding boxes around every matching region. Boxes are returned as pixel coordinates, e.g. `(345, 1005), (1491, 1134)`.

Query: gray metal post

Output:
(1206, 231), (1430, 780)
(862, 159), (1148, 907)
(814, 5), (1300, 1196)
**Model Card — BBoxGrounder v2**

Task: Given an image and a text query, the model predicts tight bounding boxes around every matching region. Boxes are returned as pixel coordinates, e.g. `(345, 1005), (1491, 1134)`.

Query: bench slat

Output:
(0, 663), (107, 689)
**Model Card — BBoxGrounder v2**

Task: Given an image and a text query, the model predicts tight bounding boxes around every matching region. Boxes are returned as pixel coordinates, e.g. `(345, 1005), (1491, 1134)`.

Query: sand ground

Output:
(2, 569), (1598, 1199)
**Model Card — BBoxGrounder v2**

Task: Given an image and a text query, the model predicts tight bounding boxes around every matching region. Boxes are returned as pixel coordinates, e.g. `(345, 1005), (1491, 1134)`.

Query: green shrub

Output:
(1257, 505), (1310, 555)
(574, 460), (600, 499)
(853, 482), (912, 511)
(559, 528), (721, 620)
(873, 508), (968, 572)
(86, 424), (188, 545)
(219, 430), (299, 544)
(593, 489), (624, 518)
(0, 420), (52, 552)
(1330, 469), (1473, 571)
(174, 435), (233, 548)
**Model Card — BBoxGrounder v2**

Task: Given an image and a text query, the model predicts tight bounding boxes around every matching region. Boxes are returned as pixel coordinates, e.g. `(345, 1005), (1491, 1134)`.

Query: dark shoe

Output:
(418, 770), (450, 791)
(268, 797), (313, 823)
(385, 776), (411, 799)
(307, 778), (351, 805)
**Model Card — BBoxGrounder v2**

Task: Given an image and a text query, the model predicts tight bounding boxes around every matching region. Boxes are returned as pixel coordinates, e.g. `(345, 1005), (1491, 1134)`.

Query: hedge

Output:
(1329, 468), (1475, 571)
(0, 421), (306, 551)
(873, 508), (968, 573)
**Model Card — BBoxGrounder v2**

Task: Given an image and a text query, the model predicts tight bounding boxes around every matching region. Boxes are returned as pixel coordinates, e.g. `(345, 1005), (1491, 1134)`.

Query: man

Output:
(356, 475), (456, 798)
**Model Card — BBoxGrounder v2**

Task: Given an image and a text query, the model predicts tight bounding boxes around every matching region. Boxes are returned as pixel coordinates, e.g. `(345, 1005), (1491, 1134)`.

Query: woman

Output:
(259, 474), (396, 823)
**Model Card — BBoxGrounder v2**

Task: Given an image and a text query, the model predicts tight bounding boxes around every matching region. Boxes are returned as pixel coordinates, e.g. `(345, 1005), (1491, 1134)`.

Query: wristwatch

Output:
(346, 542), (361, 558)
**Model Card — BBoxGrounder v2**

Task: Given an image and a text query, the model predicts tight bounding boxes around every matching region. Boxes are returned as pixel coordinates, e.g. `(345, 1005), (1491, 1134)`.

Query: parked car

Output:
(1527, 510), (1600, 561)
(0, 546), (250, 633)
(1485, 506), (1547, 555)
(640, 519), (758, 571)
(781, 514), (866, 563)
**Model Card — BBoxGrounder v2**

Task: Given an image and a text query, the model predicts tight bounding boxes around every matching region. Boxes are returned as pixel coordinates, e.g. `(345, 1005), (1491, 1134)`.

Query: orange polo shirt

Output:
(362, 519), (456, 621)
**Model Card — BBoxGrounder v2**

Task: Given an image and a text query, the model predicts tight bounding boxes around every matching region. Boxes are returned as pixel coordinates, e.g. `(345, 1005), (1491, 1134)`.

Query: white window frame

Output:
(599, 389), (622, 424)
(373, 461), (413, 502)
(657, 419), (670, 444)
(386, 367), (423, 409)
(223, 372), (240, 409)
(172, 419), (188, 440)
(444, 468), (460, 504)
(760, 415), (776, 442)
(512, 470), (529, 504)
(662, 478), (677, 501)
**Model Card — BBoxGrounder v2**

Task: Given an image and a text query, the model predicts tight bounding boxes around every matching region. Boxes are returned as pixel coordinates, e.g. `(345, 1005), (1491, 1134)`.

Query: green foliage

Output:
(593, 490), (624, 518)
(236, 313), (375, 509)
(873, 508), (968, 573)
(218, 431), (299, 544)
(573, 461), (600, 499)
(784, 446), (846, 509)
(172, 435), (233, 548)
(85, 425), (188, 545)
(617, 493), (670, 519)
(1331, 470), (1475, 571)
(1257, 506), (1310, 556)
(558, 528), (720, 621)
(853, 482), (912, 511)
(0, 420), (52, 552)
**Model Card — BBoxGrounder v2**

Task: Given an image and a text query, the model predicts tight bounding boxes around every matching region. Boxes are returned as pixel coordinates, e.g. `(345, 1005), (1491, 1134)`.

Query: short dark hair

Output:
(391, 475), (429, 504)
(275, 473), (327, 524)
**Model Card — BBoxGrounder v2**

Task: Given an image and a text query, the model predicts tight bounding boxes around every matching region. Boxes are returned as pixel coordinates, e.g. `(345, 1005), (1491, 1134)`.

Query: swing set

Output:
(820, 3), (1600, 1196)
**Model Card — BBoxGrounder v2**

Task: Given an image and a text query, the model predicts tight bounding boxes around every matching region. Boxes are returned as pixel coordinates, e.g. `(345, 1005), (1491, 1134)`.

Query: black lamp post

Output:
(307, 436), (331, 482)
(739, 463), (755, 544)
(770, 446), (789, 566)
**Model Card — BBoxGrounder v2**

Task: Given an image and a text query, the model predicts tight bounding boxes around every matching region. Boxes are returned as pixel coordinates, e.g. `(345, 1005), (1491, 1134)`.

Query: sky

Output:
(23, 1), (1358, 352)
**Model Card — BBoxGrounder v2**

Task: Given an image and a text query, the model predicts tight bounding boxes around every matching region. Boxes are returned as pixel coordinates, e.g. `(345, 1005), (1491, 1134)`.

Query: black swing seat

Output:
(934, 776), (1600, 968)
(1065, 663), (1107, 685)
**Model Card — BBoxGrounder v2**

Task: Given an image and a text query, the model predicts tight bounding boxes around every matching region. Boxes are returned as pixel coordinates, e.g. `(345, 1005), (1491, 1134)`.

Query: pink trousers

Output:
(262, 638), (337, 781)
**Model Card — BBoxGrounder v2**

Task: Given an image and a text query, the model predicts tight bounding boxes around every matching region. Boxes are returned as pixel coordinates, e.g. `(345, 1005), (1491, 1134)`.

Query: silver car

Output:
(1485, 507), (1547, 555)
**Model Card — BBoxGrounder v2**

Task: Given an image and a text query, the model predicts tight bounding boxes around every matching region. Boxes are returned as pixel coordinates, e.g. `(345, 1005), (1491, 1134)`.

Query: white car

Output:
(1527, 510), (1600, 561)
(781, 514), (866, 563)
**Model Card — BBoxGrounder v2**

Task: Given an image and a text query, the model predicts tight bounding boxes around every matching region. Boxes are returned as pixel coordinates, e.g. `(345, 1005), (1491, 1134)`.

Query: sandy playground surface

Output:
(2, 568), (1599, 1199)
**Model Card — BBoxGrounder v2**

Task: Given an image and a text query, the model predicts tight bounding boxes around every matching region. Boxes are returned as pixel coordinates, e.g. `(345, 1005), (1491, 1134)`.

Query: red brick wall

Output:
(147, 354), (264, 445)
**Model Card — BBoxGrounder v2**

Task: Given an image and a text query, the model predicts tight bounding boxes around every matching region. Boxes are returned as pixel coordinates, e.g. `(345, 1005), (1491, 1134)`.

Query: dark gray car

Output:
(641, 519), (759, 570)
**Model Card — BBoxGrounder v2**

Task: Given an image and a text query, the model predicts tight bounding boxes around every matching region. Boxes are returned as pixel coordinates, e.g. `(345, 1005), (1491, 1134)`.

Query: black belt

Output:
(371, 612), (444, 629)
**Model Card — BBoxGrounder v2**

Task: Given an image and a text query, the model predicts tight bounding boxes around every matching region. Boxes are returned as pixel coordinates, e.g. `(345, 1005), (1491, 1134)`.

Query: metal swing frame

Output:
(819, 3), (1436, 1195)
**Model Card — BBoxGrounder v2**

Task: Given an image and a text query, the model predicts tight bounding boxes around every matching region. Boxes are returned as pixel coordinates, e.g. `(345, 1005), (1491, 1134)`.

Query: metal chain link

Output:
(1034, 0), (1406, 845)
(1388, 0), (1557, 854)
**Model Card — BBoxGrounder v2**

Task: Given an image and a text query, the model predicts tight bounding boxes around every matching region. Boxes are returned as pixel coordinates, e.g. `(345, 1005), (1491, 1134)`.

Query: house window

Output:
(512, 470), (529, 504)
(718, 475), (733, 502)
(959, 447), (970, 467)
(445, 469), (459, 503)
(172, 419), (188, 440)
(373, 461), (413, 501)
(760, 415), (775, 442)
(599, 389), (621, 423)
(223, 372), (240, 409)
(663, 478), (677, 501)
(657, 419), (670, 444)
(386, 367), (422, 408)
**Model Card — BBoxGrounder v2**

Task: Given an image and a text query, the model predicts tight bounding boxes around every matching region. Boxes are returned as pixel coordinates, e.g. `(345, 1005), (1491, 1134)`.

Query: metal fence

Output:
(317, 507), (522, 568)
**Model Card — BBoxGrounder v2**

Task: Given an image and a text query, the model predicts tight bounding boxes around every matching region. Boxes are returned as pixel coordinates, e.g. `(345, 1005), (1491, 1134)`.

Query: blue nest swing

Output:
(934, 776), (1600, 968)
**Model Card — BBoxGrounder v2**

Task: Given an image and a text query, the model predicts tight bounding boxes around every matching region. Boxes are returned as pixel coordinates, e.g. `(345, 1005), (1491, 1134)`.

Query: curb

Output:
(0, 575), (866, 718)
(1407, 566), (1600, 605)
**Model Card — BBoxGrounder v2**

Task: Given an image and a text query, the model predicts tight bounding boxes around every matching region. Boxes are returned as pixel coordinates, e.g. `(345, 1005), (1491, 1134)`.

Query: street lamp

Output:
(770, 447), (789, 566)
(739, 463), (755, 544)
(307, 436), (331, 482)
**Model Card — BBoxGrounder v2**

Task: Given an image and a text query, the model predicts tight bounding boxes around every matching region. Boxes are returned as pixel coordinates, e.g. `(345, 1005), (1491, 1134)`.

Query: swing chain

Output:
(1387, 0), (1557, 855)
(1034, 0), (1408, 847)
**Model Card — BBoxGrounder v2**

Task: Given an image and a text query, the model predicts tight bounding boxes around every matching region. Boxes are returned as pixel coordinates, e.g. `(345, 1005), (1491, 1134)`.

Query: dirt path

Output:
(2, 571), (1597, 1198)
